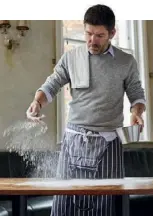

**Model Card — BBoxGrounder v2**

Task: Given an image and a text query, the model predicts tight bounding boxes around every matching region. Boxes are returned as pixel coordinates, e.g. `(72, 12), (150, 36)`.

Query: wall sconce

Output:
(0, 20), (29, 50)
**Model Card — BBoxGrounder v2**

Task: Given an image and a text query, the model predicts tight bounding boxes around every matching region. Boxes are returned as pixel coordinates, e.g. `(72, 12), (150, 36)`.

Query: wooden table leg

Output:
(12, 195), (27, 216)
(122, 195), (130, 216)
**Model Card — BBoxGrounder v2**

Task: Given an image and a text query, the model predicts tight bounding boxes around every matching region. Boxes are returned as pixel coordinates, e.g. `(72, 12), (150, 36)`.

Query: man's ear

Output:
(109, 28), (116, 39)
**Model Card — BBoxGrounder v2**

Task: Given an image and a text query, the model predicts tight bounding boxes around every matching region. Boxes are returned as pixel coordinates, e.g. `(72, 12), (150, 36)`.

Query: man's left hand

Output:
(130, 103), (145, 132)
(130, 113), (144, 132)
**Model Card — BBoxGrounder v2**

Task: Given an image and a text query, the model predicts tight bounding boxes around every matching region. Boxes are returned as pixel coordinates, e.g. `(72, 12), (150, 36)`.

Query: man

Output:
(26, 4), (146, 216)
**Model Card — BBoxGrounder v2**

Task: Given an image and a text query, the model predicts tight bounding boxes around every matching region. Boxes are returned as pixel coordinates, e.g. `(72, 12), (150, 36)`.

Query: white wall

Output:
(0, 20), (57, 150)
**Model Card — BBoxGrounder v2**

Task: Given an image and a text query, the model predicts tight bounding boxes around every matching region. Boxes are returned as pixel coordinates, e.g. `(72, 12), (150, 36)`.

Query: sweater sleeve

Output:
(124, 55), (146, 104)
(36, 52), (70, 103)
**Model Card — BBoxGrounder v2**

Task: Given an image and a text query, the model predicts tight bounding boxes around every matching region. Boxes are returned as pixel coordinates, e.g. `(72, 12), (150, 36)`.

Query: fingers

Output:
(130, 114), (144, 132)
(26, 101), (45, 122)
(26, 104), (38, 117)
(130, 114), (144, 125)
(130, 114), (137, 126)
(130, 115), (135, 126)
(26, 113), (45, 123)
(136, 116), (144, 132)
(136, 115), (144, 126)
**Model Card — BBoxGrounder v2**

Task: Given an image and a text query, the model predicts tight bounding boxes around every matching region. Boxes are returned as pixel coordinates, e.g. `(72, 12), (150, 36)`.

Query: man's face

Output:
(84, 24), (116, 54)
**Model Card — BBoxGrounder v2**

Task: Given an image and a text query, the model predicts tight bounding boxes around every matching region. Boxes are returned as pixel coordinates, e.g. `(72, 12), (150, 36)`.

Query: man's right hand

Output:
(26, 100), (45, 122)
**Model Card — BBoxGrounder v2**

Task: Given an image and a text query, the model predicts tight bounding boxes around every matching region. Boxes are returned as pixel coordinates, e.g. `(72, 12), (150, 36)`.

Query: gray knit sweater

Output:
(38, 45), (145, 132)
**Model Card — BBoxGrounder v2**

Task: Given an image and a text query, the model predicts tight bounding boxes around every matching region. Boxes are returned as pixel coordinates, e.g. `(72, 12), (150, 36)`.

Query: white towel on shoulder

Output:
(66, 44), (90, 88)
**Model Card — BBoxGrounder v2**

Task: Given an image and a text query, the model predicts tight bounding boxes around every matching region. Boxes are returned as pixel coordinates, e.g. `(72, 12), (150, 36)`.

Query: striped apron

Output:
(51, 123), (124, 216)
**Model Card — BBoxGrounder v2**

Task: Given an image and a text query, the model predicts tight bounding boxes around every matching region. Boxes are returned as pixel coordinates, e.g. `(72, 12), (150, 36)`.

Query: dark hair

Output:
(84, 4), (115, 31)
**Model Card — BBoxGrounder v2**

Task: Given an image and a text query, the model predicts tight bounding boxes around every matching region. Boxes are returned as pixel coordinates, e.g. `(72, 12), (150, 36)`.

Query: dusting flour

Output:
(3, 120), (59, 178)
(3, 120), (49, 152)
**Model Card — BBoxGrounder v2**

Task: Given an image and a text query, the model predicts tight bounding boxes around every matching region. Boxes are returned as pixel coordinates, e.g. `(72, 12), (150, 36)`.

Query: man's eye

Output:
(86, 32), (92, 36)
(98, 35), (105, 38)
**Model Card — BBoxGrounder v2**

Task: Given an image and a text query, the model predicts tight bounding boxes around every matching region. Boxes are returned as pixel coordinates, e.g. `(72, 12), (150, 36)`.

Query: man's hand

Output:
(26, 91), (48, 122)
(26, 100), (45, 122)
(130, 113), (144, 132)
(130, 103), (145, 132)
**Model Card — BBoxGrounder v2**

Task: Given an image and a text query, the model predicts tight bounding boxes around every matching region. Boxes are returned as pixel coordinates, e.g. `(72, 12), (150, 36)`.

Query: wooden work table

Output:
(1, 177), (153, 216)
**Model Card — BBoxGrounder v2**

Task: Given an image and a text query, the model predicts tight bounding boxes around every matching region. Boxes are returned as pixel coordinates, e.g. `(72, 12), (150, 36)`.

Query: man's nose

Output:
(90, 34), (97, 43)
